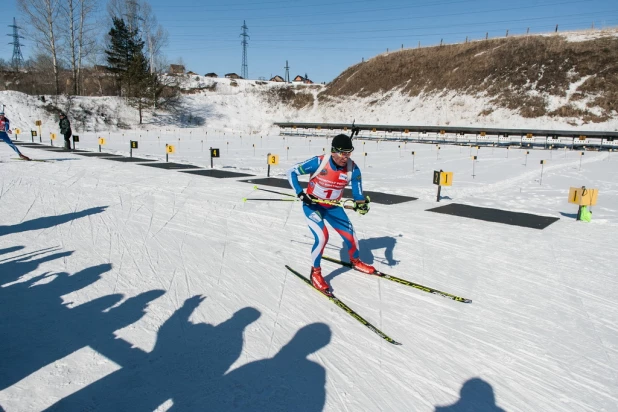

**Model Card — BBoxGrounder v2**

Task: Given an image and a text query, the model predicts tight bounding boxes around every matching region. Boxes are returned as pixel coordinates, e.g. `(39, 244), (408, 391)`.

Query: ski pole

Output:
(313, 198), (356, 210)
(313, 198), (342, 207)
(252, 186), (352, 208)
(243, 197), (346, 206)
(253, 185), (296, 197)
(249, 187), (358, 210)
(316, 196), (371, 211)
(243, 197), (298, 202)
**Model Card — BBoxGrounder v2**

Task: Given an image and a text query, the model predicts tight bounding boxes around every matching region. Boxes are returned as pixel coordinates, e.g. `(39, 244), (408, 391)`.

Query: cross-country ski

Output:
(322, 256), (472, 303)
(285, 265), (401, 345)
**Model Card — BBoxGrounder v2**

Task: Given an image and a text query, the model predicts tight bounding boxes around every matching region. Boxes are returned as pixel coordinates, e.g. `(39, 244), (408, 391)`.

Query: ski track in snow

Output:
(1, 107), (617, 410)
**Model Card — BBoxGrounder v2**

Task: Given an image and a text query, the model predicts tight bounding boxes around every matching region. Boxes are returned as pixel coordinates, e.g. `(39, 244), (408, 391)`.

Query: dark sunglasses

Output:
(331, 147), (354, 154)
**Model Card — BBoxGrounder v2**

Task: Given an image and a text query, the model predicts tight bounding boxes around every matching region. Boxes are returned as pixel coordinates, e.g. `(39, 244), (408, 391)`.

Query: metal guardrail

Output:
(274, 122), (618, 139)
(274, 122), (618, 149)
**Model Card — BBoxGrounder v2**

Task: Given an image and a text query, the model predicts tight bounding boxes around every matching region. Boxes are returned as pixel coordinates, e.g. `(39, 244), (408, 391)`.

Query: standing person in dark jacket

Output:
(59, 113), (72, 150)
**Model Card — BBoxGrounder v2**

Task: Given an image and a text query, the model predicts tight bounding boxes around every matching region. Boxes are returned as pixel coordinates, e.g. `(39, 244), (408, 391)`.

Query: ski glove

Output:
(297, 191), (314, 206)
(354, 197), (371, 215)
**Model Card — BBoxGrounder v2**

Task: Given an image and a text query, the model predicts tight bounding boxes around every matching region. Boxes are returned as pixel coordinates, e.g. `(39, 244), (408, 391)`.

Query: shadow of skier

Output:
(325, 235), (401, 281)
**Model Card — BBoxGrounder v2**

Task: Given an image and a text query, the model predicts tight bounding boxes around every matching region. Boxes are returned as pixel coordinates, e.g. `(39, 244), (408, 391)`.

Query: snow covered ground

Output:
(1, 87), (617, 411)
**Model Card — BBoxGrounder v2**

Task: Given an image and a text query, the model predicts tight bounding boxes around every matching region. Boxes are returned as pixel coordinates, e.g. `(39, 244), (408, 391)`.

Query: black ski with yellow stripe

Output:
(285, 265), (401, 346)
(323, 256), (472, 304)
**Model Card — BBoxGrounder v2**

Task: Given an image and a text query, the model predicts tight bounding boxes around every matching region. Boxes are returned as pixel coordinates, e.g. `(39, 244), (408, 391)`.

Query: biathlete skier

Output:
(0, 110), (30, 160)
(287, 133), (374, 293)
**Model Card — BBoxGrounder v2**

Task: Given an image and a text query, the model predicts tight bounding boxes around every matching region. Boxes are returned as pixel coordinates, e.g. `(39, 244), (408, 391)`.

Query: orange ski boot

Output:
(350, 257), (376, 275)
(310, 267), (330, 294)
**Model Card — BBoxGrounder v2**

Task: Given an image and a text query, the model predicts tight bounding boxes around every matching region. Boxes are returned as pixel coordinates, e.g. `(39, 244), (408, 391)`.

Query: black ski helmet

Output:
(331, 134), (354, 152)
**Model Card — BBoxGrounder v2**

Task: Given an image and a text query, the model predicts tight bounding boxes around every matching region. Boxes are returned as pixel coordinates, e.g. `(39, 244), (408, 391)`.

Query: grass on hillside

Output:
(318, 31), (618, 122)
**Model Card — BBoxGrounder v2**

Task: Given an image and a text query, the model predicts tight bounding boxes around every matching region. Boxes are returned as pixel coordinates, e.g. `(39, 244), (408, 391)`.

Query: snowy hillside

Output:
(1, 74), (618, 412)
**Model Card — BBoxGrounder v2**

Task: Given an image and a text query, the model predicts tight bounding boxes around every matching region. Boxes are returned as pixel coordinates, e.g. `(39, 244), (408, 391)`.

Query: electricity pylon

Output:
(240, 20), (249, 79)
(8, 17), (25, 71)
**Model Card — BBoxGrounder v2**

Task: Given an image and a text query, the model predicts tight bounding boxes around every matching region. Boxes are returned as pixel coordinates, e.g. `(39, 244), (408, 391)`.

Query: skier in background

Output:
(59, 112), (72, 150)
(287, 132), (374, 294)
(0, 110), (30, 161)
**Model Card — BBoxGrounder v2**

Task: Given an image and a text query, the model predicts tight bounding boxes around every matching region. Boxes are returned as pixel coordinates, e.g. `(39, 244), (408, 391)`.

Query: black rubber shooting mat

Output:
(426, 203), (559, 229)
(39, 147), (86, 152)
(73, 152), (124, 157)
(138, 162), (202, 170)
(103, 157), (157, 162)
(12, 142), (50, 146)
(180, 169), (255, 178)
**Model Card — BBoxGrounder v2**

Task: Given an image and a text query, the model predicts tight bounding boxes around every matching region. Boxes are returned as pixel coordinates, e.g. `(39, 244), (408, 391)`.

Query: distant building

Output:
(169, 64), (185, 74)
(186, 70), (197, 75)
(293, 74), (313, 84)
(225, 73), (243, 79)
(204, 72), (218, 78)
(270, 75), (285, 82)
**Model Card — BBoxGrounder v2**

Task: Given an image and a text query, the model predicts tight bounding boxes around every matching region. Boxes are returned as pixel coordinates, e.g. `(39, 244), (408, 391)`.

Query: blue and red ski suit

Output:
(0, 115), (25, 157)
(287, 154), (365, 268)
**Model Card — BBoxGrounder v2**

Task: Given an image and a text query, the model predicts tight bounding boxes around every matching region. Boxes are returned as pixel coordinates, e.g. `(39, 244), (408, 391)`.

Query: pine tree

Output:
(105, 16), (174, 124)
(126, 50), (161, 124)
(105, 17), (144, 96)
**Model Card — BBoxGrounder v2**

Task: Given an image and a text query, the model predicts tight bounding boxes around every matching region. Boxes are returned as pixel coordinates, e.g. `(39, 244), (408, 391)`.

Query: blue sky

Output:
(2, 0), (617, 83)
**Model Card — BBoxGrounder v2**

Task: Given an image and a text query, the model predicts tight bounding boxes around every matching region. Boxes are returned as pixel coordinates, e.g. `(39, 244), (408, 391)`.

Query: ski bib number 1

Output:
(312, 186), (342, 200)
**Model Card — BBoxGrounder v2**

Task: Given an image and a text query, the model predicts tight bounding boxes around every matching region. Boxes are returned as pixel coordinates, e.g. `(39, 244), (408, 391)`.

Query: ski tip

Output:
(253, 185), (258, 190)
(242, 197), (247, 202)
(463, 299), (473, 304)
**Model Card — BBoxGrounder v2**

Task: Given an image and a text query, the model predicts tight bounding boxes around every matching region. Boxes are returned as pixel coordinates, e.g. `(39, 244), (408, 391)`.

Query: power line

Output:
(157, 0), (590, 24)
(163, 18), (617, 50)
(161, 21), (617, 54)
(164, 10), (615, 39)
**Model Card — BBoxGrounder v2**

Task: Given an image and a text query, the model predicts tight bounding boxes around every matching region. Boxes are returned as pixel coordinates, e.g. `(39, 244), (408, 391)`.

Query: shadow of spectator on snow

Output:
(45, 298), (331, 412)
(0, 246), (73, 285)
(0, 247), (164, 392)
(0, 206), (108, 237)
(45, 297), (260, 410)
(0, 245), (24, 255)
(208, 322), (331, 411)
(435, 378), (506, 412)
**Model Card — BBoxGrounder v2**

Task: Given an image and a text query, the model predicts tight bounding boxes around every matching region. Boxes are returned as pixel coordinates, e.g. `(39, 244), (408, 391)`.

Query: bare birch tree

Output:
(60, 0), (97, 95)
(140, 3), (168, 74)
(18, 0), (62, 95)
